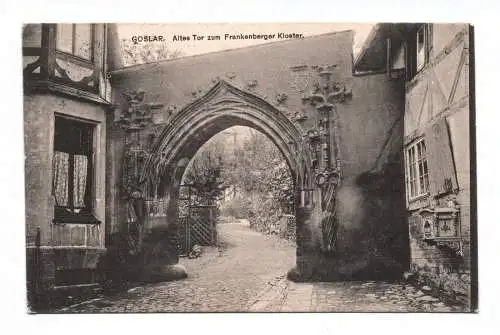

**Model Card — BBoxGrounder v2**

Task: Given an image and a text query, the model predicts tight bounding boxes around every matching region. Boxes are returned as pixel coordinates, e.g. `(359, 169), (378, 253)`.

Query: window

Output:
(56, 24), (94, 61)
(387, 39), (406, 79)
(52, 117), (99, 223)
(406, 139), (429, 200)
(416, 25), (427, 72)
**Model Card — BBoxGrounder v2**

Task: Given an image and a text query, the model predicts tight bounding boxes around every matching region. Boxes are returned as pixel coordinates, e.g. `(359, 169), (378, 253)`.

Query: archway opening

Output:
(137, 81), (319, 284)
(175, 126), (297, 278)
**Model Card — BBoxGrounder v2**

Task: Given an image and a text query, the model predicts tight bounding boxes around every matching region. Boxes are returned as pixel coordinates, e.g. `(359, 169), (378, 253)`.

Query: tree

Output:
(182, 127), (295, 234)
(182, 138), (226, 205)
(120, 38), (184, 66)
(222, 128), (295, 213)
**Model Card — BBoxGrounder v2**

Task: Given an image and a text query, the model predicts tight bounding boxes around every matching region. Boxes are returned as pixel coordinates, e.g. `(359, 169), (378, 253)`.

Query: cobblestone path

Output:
(60, 221), (467, 313)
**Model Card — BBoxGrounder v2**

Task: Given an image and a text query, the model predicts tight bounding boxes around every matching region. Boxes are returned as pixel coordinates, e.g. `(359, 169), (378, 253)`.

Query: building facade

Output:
(355, 23), (475, 306)
(23, 24), (122, 308)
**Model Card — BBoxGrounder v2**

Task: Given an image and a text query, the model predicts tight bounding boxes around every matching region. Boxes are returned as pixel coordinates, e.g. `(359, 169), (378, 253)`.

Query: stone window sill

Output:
(52, 208), (101, 225)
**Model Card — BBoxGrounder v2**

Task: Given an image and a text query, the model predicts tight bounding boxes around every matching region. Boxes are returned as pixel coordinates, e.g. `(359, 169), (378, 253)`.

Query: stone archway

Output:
(134, 79), (337, 282)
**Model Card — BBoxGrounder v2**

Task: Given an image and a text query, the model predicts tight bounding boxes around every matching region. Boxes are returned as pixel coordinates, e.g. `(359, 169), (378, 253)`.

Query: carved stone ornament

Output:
(306, 129), (320, 141)
(225, 72), (237, 80)
(315, 171), (329, 186)
(315, 169), (340, 187)
(114, 90), (164, 132)
(246, 79), (258, 91)
(297, 64), (350, 232)
(191, 88), (205, 99)
(292, 109), (308, 123)
(418, 206), (463, 256)
(290, 65), (311, 93)
(165, 105), (177, 118)
(115, 90), (165, 199)
(418, 208), (437, 240)
(124, 90), (145, 105)
(306, 65), (352, 110)
(276, 92), (288, 105)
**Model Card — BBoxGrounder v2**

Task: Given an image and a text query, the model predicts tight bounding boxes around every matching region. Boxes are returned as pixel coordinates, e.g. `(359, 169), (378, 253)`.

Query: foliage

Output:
(183, 147), (226, 206)
(227, 129), (295, 213)
(120, 39), (184, 66)
(182, 127), (295, 237)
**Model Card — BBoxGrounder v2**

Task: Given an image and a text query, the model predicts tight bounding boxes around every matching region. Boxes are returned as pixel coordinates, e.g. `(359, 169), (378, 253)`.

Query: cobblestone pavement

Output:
(60, 221), (467, 313)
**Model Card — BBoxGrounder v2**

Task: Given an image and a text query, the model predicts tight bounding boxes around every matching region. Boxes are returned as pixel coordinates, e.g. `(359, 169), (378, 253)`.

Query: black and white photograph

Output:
(20, 21), (478, 314)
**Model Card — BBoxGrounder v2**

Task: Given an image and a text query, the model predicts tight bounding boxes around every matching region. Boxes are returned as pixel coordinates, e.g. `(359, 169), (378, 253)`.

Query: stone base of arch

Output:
(139, 264), (188, 283)
(115, 180), (408, 285)
(128, 216), (406, 285)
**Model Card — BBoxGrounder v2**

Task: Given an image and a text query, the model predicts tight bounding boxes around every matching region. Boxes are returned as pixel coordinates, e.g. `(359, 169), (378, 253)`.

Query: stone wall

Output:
(325, 73), (407, 279)
(107, 30), (407, 281)
(107, 30), (356, 242)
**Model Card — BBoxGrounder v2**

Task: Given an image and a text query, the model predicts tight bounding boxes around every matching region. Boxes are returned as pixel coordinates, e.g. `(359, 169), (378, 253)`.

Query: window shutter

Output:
(425, 118), (458, 197)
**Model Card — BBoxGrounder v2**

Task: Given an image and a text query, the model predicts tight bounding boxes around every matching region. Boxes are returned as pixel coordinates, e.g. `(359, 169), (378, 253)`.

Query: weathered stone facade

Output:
(108, 30), (407, 282)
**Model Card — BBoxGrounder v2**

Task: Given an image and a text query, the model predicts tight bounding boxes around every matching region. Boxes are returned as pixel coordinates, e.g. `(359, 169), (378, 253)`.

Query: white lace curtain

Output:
(53, 151), (88, 209)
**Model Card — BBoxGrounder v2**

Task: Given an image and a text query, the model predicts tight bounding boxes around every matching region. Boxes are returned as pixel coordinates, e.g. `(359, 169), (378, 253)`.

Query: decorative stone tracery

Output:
(292, 65), (352, 254)
(115, 72), (354, 281)
(113, 89), (165, 255)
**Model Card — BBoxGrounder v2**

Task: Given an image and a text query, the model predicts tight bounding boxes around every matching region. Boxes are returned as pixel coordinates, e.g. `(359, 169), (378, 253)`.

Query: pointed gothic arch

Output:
(140, 80), (314, 196)
(131, 79), (327, 283)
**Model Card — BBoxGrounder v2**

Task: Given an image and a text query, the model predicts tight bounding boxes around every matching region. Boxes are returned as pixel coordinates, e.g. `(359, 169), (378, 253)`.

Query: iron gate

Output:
(178, 184), (218, 255)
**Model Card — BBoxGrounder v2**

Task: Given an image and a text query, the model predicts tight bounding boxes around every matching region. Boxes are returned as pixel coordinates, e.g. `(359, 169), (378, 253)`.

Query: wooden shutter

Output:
(425, 118), (458, 197)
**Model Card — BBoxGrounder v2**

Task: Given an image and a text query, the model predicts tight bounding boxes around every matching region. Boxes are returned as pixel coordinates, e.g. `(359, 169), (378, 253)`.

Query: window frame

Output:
(23, 24), (110, 105)
(52, 115), (100, 224)
(416, 24), (428, 73)
(387, 37), (406, 80)
(405, 137), (430, 202)
(55, 23), (96, 64)
(405, 23), (432, 82)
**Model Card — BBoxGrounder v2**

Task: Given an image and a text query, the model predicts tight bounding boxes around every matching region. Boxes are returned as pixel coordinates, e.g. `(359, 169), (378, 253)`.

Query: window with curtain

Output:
(52, 116), (99, 223)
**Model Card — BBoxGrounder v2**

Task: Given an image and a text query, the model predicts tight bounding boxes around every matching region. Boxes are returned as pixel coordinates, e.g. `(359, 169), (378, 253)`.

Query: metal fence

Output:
(178, 185), (218, 255)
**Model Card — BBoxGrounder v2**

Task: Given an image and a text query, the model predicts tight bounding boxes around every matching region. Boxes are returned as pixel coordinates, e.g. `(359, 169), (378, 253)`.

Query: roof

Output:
(354, 23), (417, 73)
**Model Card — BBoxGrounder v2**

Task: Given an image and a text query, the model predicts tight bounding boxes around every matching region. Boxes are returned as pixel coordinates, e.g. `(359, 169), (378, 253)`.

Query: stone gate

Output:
(106, 30), (409, 282)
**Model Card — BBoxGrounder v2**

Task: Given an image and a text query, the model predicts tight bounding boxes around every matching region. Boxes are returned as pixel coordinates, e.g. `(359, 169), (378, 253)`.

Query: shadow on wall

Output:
(324, 153), (409, 281)
(101, 224), (183, 291)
